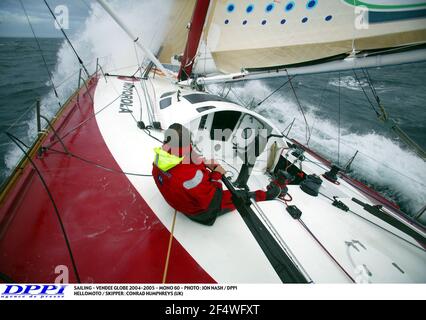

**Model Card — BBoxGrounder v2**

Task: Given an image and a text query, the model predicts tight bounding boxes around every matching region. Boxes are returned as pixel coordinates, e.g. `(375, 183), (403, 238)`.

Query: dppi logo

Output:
(1, 285), (67, 299)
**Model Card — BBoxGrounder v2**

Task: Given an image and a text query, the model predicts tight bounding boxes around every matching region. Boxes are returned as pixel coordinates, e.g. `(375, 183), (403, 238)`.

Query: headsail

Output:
(190, 0), (426, 76)
(158, 0), (197, 66)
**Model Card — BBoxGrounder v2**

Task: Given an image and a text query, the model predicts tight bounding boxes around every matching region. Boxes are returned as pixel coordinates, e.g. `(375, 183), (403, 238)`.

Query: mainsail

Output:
(182, 0), (426, 77)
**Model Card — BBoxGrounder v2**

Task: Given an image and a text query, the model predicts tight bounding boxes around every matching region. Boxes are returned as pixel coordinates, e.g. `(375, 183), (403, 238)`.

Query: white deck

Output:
(93, 74), (426, 283)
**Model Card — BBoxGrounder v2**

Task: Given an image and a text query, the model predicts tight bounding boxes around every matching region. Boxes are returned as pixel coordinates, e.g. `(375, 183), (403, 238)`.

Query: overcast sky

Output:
(0, 0), (93, 38)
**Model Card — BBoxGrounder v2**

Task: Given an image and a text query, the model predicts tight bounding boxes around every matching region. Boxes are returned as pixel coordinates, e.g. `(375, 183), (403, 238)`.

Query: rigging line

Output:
(46, 147), (152, 177)
(298, 219), (356, 283)
(229, 88), (246, 107)
(147, 77), (159, 116)
(305, 133), (426, 187)
(307, 76), (329, 146)
(43, 0), (90, 78)
(140, 81), (155, 125)
(4, 101), (37, 133)
(300, 136), (425, 188)
(257, 77), (295, 107)
(133, 41), (144, 79)
(285, 70), (311, 144)
(6, 132), (81, 283)
(51, 90), (123, 145)
(131, 66), (142, 78)
(133, 63), (156, 125)
(120, 98), (139, 124)
(133, 82), (145, 123)
(55, 69), (82, 89)
(336, 138), (426, 187)
(162, 210), (178, 284)
(352, 69), (380, 117)
(317, 191), (426, 252)
(362, 68), (380, 104)
(179, 62), (192, 82)
(203, 38), (207, 75)
(19, 0), (61, 108)
(363, 69), (378, 97)
(56, 56), (109, 89)
(338, 72), (342, 165)
(105, 64), (140, 74)
(303, 157), (329, 171)
(143, 128), (163, 144)
(120, 83), (155, 130)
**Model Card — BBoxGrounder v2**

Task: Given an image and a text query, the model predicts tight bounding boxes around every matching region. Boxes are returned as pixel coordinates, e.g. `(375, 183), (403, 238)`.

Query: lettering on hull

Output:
(119, 82), (134, 113)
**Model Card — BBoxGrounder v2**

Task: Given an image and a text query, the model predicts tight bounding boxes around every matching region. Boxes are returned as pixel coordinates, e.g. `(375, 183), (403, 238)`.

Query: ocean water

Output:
(0, 37), (62, 153)
(0, 2), (425, 222)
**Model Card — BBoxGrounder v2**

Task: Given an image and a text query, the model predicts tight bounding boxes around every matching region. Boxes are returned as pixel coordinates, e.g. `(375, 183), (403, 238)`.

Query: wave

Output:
(328, 75), (387, 92)
(3, 0), (173, 177)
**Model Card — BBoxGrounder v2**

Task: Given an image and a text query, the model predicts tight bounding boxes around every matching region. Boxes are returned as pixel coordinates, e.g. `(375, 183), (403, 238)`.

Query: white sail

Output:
(191, 0), (426, 75)
(158, 0), (197, 65)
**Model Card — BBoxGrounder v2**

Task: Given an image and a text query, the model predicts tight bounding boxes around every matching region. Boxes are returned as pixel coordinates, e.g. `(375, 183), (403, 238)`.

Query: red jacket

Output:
(152, 145), (223, 216)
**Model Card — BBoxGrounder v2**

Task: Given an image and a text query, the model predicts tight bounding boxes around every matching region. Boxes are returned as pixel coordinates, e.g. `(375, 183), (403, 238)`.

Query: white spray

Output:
(5, 0), (173, 172)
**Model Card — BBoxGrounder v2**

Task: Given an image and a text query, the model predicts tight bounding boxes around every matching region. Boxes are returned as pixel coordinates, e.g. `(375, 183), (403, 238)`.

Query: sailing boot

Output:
(270, 170), (292, 196)
(265, 182), (281, 200)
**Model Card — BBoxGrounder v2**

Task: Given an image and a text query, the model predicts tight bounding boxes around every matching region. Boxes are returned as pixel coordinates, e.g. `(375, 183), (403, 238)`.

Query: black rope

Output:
(285, 70), (311, 144)
(116, 83), (163, 144)
(43, 0), (90, 78)
(5, 132), (81, 283)
(49, 90), (123, 147)
(338, 72), (341, 165)
(46, 147), (152, 177)
(257, 76), (295, 106)
(19, 0), (61, 108)
(143, 127), (163, 143)
(352, 69), (381, 117)
(362, 68), (381, 105)
(48, 81), (161, 151)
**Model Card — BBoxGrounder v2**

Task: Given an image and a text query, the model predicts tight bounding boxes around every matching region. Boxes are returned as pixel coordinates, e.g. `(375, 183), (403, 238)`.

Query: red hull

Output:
(0, 77), (214, 283)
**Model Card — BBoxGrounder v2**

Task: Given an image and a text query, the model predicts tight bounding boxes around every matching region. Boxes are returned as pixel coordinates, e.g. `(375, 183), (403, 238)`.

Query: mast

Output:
(178, 0), (211, 81)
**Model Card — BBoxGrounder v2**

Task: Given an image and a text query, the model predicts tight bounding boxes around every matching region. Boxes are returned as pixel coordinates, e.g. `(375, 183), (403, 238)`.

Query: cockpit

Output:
(189, 109), (284, 188)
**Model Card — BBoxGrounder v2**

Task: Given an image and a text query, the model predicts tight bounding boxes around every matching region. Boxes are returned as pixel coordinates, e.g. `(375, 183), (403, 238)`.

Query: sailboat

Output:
(0, 0), (425, 284)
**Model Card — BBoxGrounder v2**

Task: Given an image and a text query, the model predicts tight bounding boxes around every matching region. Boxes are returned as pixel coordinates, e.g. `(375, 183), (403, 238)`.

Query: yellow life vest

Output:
(153, 147), (184, 172)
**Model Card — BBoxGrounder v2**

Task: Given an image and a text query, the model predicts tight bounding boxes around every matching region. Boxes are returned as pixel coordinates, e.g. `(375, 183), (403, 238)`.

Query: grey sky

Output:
(0, 0), (93, 38)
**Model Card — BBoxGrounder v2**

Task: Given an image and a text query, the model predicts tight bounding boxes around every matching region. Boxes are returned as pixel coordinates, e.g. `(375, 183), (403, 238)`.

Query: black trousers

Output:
(186, 189), (232, 226)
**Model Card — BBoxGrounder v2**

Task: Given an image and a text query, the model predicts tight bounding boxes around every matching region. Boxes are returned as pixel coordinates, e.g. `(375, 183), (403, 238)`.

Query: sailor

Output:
(152, 123), (281, 226)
